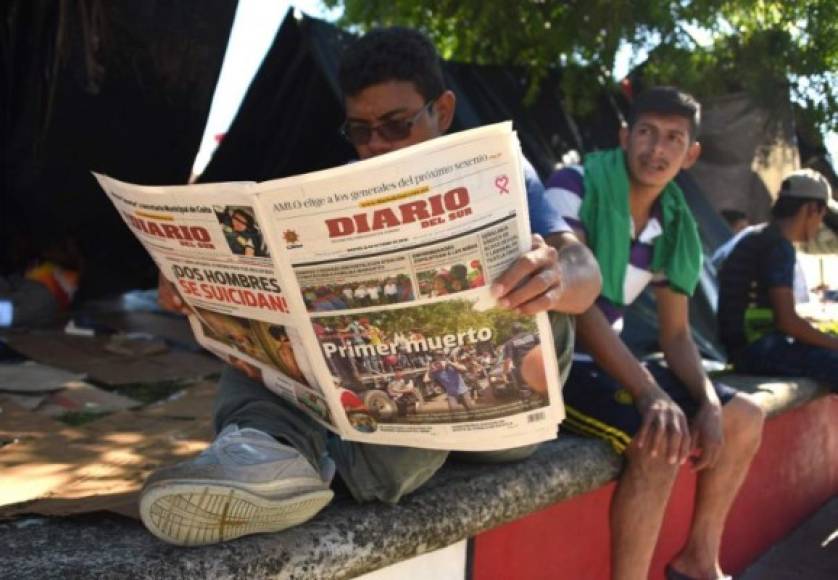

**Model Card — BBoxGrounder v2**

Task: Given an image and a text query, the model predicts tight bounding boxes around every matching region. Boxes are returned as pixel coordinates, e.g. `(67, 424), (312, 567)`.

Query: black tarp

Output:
(1, 0), (237, 297)
(201, 13), (624, 184)
(199, 14), (355, 183)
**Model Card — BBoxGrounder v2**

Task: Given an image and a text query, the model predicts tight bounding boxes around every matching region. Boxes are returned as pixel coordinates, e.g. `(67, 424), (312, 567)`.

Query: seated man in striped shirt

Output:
(531, 87), (765, 580)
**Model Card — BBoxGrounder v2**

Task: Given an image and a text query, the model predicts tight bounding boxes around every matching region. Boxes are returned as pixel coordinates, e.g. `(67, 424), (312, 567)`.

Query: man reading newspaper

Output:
(142, 27), (601, 546)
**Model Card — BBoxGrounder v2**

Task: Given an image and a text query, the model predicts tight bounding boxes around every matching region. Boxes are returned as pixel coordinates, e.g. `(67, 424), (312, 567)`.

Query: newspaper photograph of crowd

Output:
(301, 273), (415, 312)
(313, 298), (548, 431)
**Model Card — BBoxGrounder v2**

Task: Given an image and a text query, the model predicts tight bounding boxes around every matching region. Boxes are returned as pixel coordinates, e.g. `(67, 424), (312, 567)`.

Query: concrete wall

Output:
(473, 395), (838, 580)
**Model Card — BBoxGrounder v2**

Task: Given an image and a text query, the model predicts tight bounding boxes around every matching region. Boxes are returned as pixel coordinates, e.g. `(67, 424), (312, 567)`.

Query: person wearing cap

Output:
(532, 86), (765, 580)
(717, 168), (838, 387)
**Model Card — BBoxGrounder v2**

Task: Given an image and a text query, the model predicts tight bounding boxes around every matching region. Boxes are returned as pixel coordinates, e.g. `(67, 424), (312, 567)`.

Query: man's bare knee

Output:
(624, 444), (680, 482)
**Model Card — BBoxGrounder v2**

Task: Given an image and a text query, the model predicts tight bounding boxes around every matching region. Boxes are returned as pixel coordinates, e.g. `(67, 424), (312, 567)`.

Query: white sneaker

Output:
(139, 425), (335, 546)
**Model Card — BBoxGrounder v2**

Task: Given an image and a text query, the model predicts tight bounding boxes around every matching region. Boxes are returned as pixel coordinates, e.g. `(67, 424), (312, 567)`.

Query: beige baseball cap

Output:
(778, 169), (837, 214)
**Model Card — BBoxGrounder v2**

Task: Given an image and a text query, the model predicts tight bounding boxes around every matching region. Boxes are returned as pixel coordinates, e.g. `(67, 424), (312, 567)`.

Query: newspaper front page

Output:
(96, 122), (564, 451)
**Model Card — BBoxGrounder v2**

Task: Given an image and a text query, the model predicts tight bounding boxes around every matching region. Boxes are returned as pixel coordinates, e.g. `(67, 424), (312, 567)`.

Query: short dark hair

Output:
(720, 209), (747, 227)
(771, 196), (826, 219)
(627, 86), (701, 140)
(231, 208), (254, 228)
(338, 27), (445, 101)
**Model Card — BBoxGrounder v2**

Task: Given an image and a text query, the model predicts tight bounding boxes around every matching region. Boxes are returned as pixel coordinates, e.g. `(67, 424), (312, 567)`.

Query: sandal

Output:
(665, 564), (732, 580)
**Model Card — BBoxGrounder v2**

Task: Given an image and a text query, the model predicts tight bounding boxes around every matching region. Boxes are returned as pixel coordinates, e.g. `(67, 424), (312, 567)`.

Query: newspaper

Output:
(95, 122), (564, 451)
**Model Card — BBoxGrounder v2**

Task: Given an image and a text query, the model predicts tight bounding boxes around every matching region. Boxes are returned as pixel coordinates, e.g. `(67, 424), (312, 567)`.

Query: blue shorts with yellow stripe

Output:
(562, 359), (738, 454)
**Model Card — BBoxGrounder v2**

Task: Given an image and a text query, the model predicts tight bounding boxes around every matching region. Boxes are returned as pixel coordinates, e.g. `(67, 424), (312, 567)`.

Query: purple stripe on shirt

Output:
(564, 217), (588, 236)
(545, 167), (584, 197)
(629, 241), (654, 270)
(595, 296), (624, 325)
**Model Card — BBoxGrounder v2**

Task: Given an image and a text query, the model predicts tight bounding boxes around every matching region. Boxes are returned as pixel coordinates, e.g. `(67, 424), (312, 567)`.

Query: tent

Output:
(1, 0), (237, 296)
(199, 13), (618, 184)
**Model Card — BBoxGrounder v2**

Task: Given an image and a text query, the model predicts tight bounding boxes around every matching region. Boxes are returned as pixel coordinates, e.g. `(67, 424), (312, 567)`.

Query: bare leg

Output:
(611, 444), (680, 580)
(670, 395), (764, 578)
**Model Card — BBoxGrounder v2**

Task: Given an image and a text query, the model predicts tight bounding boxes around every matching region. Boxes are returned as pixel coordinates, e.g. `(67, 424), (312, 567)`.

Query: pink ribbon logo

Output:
(495, 174), (509, 194)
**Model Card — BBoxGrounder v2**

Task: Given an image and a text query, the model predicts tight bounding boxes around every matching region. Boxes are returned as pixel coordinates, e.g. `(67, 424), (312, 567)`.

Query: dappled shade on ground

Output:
(0, 381), (216, 519)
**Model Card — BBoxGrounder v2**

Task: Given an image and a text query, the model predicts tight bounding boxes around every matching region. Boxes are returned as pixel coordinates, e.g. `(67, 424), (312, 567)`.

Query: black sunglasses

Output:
(340, 100), (436, 146)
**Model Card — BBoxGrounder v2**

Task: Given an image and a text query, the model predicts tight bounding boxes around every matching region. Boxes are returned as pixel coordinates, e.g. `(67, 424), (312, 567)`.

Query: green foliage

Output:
(322, 0), (838, 132)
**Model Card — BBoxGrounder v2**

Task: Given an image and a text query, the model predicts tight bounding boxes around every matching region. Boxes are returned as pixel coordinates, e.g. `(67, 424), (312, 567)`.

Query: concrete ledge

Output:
(717, 374), (829, 417)
(2, 437), (621, 579)
(0, 376), (830, 579)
